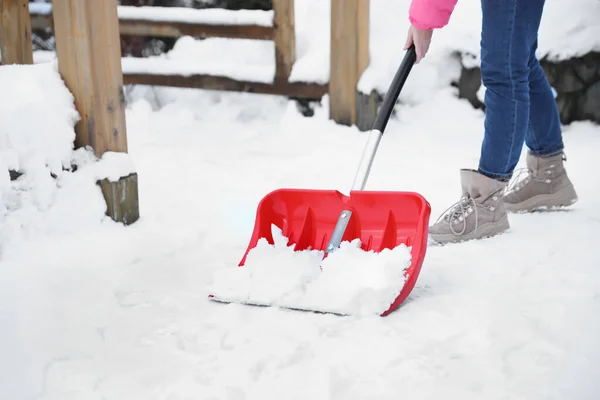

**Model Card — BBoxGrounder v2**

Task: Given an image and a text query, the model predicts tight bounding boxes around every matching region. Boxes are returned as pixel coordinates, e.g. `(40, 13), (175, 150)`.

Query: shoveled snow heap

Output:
(207, 226), (413, 316)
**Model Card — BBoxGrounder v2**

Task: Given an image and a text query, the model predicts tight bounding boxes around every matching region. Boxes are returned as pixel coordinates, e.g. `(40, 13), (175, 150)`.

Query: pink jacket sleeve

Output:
(409, 0), (459, 30)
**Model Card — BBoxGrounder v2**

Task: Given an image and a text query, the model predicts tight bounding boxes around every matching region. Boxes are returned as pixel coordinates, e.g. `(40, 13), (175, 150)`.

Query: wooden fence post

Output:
(52, 0), (139, 225)
(329, 0), (374, 130)
(0, 0), (33, 65)
(272, 0), (295, 82)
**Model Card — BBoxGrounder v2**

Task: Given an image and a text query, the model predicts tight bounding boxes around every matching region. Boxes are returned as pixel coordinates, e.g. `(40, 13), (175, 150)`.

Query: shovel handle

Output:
(372, 44), (417, 133)
(325, 46), (416, 255)
(350, 45), (416, 191)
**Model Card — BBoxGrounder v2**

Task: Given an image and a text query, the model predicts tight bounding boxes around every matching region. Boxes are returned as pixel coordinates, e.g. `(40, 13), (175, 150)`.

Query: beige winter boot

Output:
(504, 151), (578, 213)
(429, 169), (510, 244)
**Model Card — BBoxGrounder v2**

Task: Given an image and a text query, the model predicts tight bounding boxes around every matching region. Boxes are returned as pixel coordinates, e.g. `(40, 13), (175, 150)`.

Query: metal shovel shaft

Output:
(325, 46), (417, 255)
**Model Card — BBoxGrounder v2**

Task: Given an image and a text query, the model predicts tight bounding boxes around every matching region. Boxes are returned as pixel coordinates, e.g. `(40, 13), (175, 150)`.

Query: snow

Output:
(0, 62), (78, 253)
(121, 2), (327, 84)
(118, 6), (273, 27)
(537, 0), (600, 61)
(3, 0), (600, 399)
(0, 62), (136, 258)
(4, 79), (600, 400)
(0, 63), (77, 178)
(208, 226), (413, 316)
(27, 2), (52, 15)
(121, 36), (276, 83)
(287, 0), (330, 84)
(27, 3), (273, 27)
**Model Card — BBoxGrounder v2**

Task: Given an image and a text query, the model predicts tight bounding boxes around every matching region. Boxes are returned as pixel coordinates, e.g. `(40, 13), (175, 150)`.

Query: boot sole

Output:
(428, 214), (510, 245)
(505, 184), (578, 213)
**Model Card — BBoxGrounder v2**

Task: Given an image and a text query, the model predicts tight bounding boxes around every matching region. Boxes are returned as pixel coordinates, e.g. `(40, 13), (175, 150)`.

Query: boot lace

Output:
(506, 153), (565, 194)
(505, 166), (554, 194)
(505, 167), (532, 193)
(433, 195), (478, 235)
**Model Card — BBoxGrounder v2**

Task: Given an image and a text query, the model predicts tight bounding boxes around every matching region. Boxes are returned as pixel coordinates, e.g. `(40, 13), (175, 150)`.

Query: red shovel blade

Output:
(231, 188), (431, 316)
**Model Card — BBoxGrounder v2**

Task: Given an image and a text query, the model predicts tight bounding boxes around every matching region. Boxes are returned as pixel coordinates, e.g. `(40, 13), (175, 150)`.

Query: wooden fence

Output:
(20, 0), (375, 129)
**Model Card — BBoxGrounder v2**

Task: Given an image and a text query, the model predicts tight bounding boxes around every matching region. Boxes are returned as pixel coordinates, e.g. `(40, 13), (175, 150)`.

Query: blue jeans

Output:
(477, 0), (564, 181)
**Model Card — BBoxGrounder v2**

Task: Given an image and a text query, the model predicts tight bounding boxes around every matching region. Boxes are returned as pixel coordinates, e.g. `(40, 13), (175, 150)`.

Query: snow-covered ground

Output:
(2, 0), (600, 399)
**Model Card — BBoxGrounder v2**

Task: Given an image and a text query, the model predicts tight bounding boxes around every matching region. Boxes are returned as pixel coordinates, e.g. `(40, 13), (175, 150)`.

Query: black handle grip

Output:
(372, 45), (416, 133)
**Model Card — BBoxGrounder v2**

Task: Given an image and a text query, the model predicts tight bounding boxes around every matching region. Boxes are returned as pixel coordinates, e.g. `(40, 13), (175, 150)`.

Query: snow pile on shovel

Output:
(207, 226), (412, 316)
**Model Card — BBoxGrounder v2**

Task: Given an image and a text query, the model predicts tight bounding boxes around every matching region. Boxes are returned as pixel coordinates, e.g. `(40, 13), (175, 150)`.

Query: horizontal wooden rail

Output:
(118, 19), (273, 40)
(28, 4), (274, 40)
(123, 73), (328, 99)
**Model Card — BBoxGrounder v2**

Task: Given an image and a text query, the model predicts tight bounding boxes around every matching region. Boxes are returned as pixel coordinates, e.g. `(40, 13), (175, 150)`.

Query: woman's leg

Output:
(525, 38), (564, 157)
(477, 0), (548, 180)
(502, 40), (578, 213)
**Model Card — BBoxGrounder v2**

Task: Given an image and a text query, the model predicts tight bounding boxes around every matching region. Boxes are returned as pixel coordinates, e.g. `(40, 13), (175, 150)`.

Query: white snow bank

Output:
(28, 3), (274, 26)
(0, 62), (136, 260)
(537, 0), (600, 61)
(0, 63), (77, 181)
(208, 226), (412, 316)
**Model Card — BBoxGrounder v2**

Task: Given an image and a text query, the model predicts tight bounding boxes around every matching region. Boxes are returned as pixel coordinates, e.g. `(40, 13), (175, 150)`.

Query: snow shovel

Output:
(208, 45), (431, 316)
